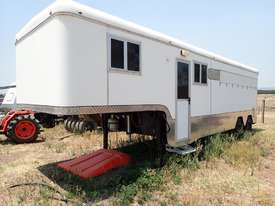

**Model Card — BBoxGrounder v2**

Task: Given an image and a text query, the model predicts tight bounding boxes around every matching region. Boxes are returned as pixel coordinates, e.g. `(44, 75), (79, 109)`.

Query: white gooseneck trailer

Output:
(16, 0), (258, 150)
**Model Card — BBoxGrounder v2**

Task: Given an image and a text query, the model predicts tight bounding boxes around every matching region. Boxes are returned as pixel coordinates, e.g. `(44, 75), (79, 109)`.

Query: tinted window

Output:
(201, 65), (207, 84)
(111, 39), (124, 69)
(194, 63), (200, 83)
(127, 42), (140, 71)
(177, 62), (189, 99)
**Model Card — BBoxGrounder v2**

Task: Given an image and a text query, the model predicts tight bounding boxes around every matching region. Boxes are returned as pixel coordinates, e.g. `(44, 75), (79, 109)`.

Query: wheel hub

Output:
(14, 120), (36, 140)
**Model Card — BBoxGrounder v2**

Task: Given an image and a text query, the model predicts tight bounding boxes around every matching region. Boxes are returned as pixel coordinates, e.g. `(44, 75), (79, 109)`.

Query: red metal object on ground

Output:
(0, 110), (34, 133)
(57, 149), (131, 179)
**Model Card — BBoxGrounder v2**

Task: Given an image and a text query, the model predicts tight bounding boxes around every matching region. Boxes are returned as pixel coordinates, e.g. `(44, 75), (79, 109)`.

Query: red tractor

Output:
(0, 110), (42, 143)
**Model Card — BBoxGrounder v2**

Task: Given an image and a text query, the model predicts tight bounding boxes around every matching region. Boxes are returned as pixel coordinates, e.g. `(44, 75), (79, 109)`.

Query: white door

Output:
(176, 61), (190, 141)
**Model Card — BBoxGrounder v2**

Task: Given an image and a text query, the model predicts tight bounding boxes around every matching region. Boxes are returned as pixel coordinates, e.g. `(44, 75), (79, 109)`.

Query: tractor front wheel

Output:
(6, 115), (41, 143)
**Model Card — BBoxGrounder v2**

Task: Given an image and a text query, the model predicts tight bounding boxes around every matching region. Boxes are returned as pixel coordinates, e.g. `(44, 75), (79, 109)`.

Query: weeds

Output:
(54, 130), (264, 205)
(116, 130), (267, 204)
(203, 133), (230, 160)
(224, 141), (261, 175)
(39, 186), (52, 206)
(36, 126), (273, 206)
(116, 167), (164, 205)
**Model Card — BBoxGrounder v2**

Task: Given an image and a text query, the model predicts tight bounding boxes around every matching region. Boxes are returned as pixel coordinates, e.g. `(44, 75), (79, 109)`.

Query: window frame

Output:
(108, 34), (141, 75)
(110, 38), (125, 69)
(194, 63), (201, 83)
(201, 64), (208, 84)
(177, 60), (190, 100)
(127, 41), (140, 72)
(193, 61), (208, 85)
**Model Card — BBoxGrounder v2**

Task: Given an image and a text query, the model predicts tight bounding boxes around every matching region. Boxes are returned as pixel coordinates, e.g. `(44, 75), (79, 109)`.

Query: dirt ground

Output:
(0, 113), (275, 206)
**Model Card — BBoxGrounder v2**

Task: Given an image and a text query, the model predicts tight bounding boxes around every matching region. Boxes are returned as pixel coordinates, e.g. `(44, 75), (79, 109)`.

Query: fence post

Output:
(261, 99), (265, 123)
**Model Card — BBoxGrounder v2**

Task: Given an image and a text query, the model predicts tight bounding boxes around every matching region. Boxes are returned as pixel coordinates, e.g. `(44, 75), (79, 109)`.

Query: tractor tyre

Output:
(6, 115), (41, 143)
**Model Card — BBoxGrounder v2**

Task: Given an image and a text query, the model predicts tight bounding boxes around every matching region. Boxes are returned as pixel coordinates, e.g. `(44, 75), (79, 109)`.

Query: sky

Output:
(0, 0), (274, 88)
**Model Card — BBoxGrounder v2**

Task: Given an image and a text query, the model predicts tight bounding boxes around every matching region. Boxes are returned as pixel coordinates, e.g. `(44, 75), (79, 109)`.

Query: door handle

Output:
(188, 97), (191, 104)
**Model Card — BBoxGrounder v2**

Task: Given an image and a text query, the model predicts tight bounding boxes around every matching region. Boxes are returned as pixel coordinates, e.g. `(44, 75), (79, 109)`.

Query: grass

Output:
(46, 130), (263, 206)
(115, 167), (164, 205)
(111, 129), (272, 205)
(39, 138), (201, 206)
(38, 129), (269, 205)
(1, 114), (275, 206)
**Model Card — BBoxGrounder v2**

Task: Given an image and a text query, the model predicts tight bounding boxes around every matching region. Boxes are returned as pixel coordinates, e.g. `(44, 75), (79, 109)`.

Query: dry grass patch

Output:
(146, 160), (272, 206)
(224, 141), (261, 175)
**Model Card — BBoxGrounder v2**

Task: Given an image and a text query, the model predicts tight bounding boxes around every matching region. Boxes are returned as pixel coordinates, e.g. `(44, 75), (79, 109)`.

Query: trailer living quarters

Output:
(16, 0), (258, 151)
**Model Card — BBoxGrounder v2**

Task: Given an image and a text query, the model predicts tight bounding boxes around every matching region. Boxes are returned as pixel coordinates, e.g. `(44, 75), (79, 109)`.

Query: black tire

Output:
(235, 117), (244, 135)
(4, 131), (13, 140)
(6, 115), (41, 143)
(42, 119), (55, 128)
(245, 116), (253, 130)
(35, 113), (55, 128)
(89, 120), (97, 131)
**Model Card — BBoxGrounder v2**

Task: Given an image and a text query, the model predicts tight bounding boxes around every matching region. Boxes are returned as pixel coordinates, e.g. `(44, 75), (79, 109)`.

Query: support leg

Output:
(102, 114), (109, 149)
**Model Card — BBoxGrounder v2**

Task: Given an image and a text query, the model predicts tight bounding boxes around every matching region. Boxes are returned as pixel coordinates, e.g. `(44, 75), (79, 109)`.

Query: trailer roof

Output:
(16, 0), (258, 73)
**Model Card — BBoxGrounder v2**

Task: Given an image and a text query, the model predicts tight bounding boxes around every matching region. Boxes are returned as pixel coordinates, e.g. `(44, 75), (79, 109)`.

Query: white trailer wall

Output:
(107, 29), (177, 117)
(16, 14), (258, 120)
(210, 62), (258, 114)
(16, 17), (68, 106)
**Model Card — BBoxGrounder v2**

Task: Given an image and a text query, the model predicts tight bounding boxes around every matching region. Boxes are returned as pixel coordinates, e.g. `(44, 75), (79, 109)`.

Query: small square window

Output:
(111, 39), (124, 69)
(201, 65), (207, 84)
(127, 42), (140, 71)
(194, 63), (200, 83)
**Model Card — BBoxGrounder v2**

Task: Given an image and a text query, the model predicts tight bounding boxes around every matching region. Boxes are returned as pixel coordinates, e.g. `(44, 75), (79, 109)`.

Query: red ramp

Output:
(57, 149), (131, 179)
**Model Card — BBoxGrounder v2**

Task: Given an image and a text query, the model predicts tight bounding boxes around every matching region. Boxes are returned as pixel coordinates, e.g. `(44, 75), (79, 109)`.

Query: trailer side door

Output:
(176, 61), (190, 142)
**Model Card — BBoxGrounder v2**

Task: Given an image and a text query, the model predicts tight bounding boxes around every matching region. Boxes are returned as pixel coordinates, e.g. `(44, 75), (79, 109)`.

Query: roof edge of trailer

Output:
(16, 0), (259, 74)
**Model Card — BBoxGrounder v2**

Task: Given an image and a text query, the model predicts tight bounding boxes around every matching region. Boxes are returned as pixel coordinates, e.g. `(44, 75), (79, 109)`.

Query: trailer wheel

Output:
(245, 116), (253, 130)
(6, 115), (41, 143)
(235, 117), (244, 135)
